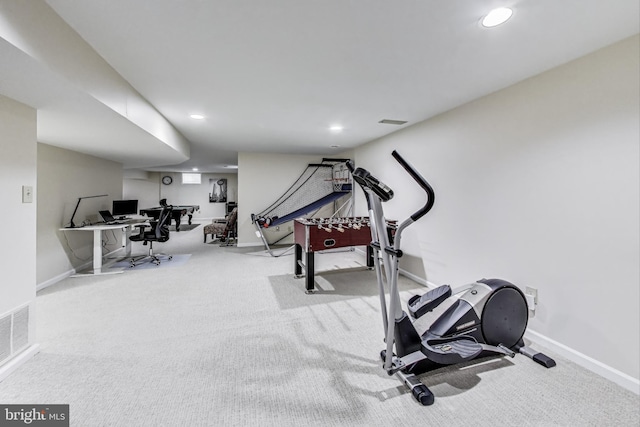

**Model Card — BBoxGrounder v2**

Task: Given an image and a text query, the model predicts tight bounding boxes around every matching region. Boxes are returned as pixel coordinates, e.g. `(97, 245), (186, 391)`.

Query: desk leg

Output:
(93, 229), (103, 274)
(123, 226), (133, 257)
(71, 228), (125, 276)
(120, 227), (127, 250)
(175, 216), (182, 231)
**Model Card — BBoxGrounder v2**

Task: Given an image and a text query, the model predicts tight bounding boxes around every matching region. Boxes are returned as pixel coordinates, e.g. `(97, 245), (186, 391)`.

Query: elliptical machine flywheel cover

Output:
(481, 286), (528, 349)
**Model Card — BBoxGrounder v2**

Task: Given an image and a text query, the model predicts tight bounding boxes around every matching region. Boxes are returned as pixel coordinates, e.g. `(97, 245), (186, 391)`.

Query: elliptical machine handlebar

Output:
(345, 159), (356, 173)
(346, 160), (394, 202)
(391, 150), (435, 222)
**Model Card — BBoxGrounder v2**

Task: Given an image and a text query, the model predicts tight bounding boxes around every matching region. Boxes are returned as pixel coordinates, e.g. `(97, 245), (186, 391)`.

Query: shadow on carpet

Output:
(269, 269), (423, 310)
(111, 254), (191, 270)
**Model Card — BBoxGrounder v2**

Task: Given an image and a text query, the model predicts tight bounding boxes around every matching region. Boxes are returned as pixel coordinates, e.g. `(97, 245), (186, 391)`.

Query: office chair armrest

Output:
(132, 223), (150, 234)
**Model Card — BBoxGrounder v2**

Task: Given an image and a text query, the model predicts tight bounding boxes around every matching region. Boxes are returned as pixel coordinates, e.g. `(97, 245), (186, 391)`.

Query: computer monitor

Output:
(112, 199), (138, 216)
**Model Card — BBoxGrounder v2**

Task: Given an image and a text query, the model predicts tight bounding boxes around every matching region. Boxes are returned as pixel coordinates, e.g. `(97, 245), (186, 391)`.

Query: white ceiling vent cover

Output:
(378, 119), (408, 125)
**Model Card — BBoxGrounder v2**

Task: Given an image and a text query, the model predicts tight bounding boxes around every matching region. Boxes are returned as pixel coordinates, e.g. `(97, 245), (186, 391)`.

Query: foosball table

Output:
(293, 216), (377, 293)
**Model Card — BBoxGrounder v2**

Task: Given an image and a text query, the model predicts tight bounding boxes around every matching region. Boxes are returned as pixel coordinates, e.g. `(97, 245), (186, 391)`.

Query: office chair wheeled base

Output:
(129, 241), (173, 267)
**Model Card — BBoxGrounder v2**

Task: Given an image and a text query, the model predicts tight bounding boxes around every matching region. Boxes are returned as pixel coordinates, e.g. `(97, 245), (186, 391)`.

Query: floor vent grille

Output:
(0, 305), (30, 366)
(0, 315), (10, 364)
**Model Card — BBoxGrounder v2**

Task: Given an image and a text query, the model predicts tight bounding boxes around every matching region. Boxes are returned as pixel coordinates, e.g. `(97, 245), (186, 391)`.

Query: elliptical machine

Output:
(348, 151), (555, 406)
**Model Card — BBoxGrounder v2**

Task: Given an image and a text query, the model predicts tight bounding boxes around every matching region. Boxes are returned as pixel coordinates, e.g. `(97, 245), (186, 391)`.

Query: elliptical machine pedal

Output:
(407, 284), (452, 319)
(420, 336), (483, 365)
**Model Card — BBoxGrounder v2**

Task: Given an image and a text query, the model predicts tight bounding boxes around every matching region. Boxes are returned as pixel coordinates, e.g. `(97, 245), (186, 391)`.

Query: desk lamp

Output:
(67, 194), (108, 228)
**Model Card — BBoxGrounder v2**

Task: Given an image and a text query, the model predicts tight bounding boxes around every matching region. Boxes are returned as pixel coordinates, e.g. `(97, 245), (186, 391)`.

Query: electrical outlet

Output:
(525, 286), (538, 304)
(525, 286), (538, 314)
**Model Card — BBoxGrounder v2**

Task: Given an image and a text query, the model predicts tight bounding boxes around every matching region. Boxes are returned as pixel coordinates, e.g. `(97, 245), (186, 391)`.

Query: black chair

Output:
(129, 205), (173, 266)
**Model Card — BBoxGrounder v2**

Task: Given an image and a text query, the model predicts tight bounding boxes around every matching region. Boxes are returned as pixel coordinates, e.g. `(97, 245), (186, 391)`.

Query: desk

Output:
(61, 221), (146, 276)
(140, 205), (199, 231)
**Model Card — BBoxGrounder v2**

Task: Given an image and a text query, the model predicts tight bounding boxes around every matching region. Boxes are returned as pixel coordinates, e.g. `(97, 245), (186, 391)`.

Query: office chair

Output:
(129, 205), (173, 266)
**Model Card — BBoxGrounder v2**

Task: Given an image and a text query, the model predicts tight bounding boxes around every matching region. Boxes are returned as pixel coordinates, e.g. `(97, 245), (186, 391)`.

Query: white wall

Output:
(354, 36), (639, 383)
(1, 0), (190, 162)
(0, 94), (37, 363)
(237, 151), (353, 246)
(37, 144), (124, 285)
(123, 172), (238, 220)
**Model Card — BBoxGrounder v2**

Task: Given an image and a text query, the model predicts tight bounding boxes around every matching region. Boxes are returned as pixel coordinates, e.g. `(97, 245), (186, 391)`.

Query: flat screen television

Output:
(112, 199), (138, 216)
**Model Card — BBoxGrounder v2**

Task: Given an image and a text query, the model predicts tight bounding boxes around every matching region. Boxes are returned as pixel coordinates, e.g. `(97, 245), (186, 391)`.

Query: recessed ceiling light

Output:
(190, 114), (205, 120)
(330, 145), (341, 148)
(329, 125), (343, 132)
(192, 167), (199, 171)
(224, 165), (238, 169)
(482, 7), (513, 28)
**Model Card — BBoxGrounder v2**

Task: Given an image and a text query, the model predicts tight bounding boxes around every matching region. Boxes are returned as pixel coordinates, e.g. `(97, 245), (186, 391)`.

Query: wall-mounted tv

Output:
(112, 199), (138, 216)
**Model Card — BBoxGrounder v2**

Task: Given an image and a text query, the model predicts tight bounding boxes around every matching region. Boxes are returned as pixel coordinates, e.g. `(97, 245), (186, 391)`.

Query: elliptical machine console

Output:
(348, 151), (555, 406)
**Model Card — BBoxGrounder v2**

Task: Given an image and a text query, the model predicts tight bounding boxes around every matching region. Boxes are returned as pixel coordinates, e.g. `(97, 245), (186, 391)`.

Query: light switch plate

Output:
(22, 185), (33, 203)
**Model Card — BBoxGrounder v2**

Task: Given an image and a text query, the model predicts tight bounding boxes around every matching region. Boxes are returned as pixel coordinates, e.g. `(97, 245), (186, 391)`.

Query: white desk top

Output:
(60, 220), (147, 231)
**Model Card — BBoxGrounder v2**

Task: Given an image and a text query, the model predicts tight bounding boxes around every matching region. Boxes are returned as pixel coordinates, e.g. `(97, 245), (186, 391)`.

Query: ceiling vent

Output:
(378, 119), (408, 125)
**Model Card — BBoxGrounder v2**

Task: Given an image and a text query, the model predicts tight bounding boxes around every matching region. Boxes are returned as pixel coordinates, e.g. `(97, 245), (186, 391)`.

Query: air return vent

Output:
(0, 305), (30, 366)
(378, 119), (408, 125)
(12, 306), (29, 353)
(0, 315), (10, 363)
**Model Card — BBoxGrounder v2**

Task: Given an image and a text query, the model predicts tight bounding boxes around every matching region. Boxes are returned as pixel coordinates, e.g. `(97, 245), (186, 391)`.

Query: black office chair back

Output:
(154, 206), (172, 241)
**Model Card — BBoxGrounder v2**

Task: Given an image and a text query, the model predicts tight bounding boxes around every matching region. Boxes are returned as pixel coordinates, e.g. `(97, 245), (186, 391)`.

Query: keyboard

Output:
(105, 219), (138, 225)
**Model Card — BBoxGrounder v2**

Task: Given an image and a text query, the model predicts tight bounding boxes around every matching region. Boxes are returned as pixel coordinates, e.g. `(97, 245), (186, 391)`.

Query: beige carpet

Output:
(0, 229), (638, 426)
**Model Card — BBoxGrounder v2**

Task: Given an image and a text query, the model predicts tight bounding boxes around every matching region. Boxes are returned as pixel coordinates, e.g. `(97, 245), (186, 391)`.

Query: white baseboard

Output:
(36, 247), (125, 292)
(237, 242), (266, 248)
(37, 269), (74, 292)
(524, 329), (639, 394)
(399, 269), (429, 287)
(0, 344), (40, 383)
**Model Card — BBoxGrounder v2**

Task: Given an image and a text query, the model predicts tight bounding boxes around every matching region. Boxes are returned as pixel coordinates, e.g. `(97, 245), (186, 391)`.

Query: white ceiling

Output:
(3, 1), (639, 172)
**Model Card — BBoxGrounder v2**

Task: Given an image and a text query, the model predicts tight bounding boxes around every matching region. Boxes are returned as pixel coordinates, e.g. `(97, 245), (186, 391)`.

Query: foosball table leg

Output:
(294, 244), (303, 277)
(305, 251), (315, 293)
(366, 245), (374, 269)
(294, 244), (316, 293)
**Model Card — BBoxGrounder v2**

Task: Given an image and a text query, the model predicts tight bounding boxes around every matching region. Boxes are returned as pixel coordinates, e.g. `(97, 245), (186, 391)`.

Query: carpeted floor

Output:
(1, 228), (638, 426)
